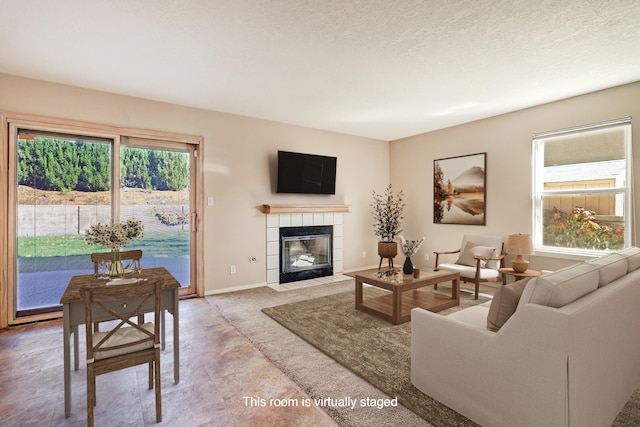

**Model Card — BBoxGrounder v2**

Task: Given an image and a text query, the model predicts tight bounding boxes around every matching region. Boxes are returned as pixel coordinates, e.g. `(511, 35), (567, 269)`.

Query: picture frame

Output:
(434, 152), (486, 225)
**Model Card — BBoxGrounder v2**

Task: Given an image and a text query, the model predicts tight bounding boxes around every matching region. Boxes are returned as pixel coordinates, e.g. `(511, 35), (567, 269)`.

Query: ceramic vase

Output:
(403, 256), (414, 274)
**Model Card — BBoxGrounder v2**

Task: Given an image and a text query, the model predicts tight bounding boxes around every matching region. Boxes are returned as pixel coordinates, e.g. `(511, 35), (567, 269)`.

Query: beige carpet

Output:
(262, 285), (485, 427)
(209, 280), (432, 426)
(209, 279), (640, 426)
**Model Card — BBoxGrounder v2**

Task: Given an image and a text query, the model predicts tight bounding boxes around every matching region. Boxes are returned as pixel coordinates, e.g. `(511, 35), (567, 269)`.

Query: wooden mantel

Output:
(260, 204), (350, 214)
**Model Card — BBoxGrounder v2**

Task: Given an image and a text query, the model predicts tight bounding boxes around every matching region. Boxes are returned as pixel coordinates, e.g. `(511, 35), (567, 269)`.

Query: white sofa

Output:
(411, 247), (640, 427)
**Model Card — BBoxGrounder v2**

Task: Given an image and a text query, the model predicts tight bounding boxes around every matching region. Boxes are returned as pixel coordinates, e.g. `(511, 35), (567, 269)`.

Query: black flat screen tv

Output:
(277, 150), (337, 194)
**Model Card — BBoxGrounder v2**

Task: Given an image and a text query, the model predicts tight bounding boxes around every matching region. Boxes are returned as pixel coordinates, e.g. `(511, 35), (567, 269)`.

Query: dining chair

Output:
(91, 249), (143, 276)
(81, 280), (162, 427)
(91, 250), (144, 332)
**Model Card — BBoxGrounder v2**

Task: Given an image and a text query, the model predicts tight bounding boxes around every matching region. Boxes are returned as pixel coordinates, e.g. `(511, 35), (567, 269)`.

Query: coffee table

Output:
(355, 268), (460, 325)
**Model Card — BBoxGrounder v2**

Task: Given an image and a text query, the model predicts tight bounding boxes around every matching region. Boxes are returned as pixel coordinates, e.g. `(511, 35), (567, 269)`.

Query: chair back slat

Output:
(91, 249), (143, 275)
(81, 280), (161, 359)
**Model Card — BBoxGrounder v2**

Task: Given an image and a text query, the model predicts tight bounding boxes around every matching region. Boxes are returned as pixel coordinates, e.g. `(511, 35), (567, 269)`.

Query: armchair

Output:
(434, 234), (505, 299)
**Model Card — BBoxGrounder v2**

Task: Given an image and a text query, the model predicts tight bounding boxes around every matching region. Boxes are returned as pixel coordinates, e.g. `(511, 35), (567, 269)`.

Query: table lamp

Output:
(506, 233), (534, 273)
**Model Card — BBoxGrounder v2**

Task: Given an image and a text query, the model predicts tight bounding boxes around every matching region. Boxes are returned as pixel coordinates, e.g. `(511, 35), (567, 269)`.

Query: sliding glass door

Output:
(119, 139), (196, 295)
(10, 125), (199, 322)
(16, 132), (112, 316)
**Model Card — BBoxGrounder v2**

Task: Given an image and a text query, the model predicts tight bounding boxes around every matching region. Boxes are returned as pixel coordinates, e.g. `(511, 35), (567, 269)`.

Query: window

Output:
(533, 118), (632, 255)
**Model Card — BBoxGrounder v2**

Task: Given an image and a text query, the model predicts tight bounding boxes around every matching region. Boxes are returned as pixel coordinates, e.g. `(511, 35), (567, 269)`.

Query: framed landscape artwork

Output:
(433, 152), (486, 225)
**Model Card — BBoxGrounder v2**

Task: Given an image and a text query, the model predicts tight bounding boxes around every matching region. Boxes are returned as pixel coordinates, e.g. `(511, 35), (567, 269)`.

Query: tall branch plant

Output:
(371, 184), (405, 242)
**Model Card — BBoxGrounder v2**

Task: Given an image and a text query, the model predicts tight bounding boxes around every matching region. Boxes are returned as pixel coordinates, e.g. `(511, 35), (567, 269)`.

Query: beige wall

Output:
(0, 73), (389, 293)
(390, 81), (640, 272)
(3, 73), (639, 290)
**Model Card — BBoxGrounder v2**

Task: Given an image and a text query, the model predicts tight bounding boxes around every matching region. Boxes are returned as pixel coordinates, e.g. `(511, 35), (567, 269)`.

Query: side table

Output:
(498, 267), (541, 285)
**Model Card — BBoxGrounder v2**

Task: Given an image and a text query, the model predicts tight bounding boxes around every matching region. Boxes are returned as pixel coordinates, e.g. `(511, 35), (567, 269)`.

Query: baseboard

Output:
(344, 265), (380, 273)
(205, 282), (267, 295)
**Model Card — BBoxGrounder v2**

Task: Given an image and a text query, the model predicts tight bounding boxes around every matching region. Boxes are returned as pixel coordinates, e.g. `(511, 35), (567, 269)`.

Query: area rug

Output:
(208, 279), (487, 426)
(262, 285), (485, 427)
(209, 279), (640, 426)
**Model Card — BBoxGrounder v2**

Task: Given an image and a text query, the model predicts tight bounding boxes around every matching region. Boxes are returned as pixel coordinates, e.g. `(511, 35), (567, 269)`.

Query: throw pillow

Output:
(456, 242), (496, 268)
(486, 278), (530, 332)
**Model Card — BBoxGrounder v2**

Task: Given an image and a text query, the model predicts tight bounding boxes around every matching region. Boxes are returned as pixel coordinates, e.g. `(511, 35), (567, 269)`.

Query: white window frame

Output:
(532, 118), (632, 257)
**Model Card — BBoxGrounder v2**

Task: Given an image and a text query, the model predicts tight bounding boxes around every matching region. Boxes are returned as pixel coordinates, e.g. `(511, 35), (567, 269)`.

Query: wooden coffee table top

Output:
(354, 268), (460, 324)
(355, 267), (459, 290)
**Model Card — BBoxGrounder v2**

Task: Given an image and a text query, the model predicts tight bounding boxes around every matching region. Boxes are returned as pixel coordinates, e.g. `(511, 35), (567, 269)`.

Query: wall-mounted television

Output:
(277, 150), (337, 194)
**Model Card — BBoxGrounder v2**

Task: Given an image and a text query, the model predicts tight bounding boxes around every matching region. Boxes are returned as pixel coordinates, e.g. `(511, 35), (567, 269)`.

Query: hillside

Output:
(452, 166), (485, 193)
(17, 186), (188, 205)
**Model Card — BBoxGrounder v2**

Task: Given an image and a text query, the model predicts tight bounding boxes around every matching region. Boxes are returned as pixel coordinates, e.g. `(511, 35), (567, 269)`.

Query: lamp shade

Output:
(506, 233), (534, 273)
(506, 233), (534, 255)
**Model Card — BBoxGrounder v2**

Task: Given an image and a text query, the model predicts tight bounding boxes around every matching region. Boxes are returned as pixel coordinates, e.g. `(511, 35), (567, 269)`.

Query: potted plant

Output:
(371, 184), (405, 263)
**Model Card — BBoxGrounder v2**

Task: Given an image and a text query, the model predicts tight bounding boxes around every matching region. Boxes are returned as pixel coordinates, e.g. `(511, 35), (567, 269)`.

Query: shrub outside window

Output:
(533, 118), (632, 255)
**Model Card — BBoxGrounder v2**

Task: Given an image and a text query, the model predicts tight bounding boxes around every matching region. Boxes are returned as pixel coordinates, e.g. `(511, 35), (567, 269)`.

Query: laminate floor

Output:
(0, 297), (337, 426)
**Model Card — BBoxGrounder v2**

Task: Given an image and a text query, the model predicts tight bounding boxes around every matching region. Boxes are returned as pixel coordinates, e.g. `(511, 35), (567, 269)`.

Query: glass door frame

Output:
(122, 136), (200, 298)
(1, 112), (204, 327)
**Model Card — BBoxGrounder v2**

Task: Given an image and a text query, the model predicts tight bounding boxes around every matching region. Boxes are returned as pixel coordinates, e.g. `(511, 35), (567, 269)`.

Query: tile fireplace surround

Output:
(265, 206), (346, 287)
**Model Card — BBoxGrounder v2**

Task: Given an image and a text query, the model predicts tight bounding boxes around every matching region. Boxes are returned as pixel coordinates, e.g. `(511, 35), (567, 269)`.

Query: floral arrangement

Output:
(85, 219), (144, 251)
(399, 235), (425, 257)
(371, 184), (405, 242)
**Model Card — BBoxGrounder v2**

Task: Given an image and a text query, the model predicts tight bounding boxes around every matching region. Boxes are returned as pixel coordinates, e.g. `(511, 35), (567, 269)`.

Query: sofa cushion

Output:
(586, 253), (628, 287)
(445, 303), (492, 332)
(486, 277), (530, 332)
(517, 262), (599, 308)
(617, 247), (640, 272)
(456, 242), (496, 268)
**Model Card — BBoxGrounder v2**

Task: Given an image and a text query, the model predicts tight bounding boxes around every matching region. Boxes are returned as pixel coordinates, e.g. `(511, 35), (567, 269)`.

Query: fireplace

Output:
(279, 225), (333, 283)
(265, 208), (345, 286)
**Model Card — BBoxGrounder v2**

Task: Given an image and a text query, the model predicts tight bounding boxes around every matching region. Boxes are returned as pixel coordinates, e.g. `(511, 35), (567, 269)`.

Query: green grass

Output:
(17, 231), (190, 258)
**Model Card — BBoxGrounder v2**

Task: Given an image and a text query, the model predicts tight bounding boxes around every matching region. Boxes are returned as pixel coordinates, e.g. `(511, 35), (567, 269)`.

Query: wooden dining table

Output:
(60, 267), (180, 418)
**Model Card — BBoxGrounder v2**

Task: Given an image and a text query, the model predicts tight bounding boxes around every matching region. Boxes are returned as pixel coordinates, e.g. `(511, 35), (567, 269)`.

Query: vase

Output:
(403, 256), (414, 275)
(109, 250), (125, 278)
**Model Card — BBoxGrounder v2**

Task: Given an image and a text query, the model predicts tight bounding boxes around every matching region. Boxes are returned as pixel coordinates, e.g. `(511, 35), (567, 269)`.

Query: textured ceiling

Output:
(1, 0), (639, 140)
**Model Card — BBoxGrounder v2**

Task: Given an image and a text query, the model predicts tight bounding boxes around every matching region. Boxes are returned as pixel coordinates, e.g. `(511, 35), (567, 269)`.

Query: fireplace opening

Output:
(279, 225), (333, 283)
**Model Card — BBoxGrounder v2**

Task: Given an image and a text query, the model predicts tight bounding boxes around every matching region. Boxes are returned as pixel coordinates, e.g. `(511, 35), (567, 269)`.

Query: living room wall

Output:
(0, 73), (389, 294)
(3, 73), (638, 293)
(390, 81), (640, 272)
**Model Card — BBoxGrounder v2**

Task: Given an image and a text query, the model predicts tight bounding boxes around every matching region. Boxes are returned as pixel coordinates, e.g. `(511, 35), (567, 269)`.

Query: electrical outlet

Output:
(230, 265), (236, 274)
(207, 196), (214, 206)
(362, 250), (367, 258)
(424, 253), (429, 261)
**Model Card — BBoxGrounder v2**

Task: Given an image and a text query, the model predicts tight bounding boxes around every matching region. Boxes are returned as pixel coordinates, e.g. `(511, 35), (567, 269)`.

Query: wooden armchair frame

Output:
(434, 236), (506, 299)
